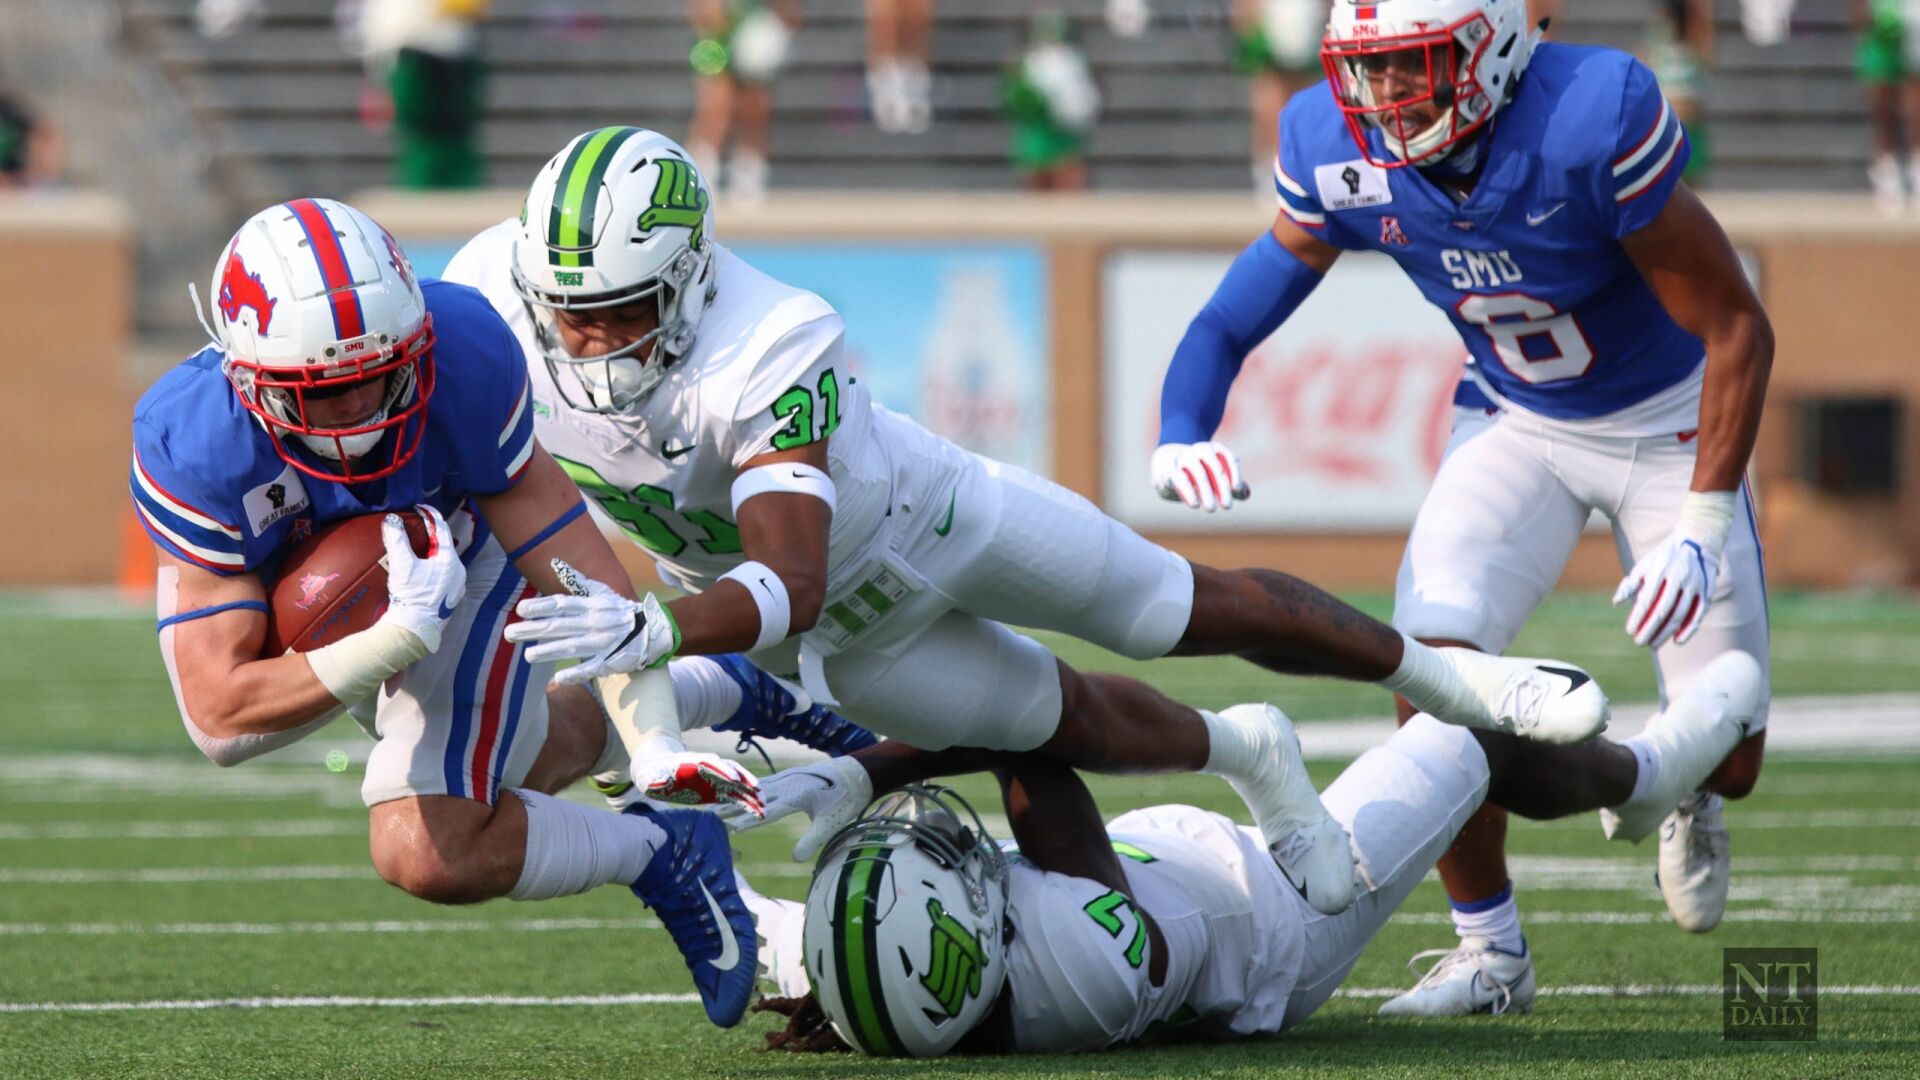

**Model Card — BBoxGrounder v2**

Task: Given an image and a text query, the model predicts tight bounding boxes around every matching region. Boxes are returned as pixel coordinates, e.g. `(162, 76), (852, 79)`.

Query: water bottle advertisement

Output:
(732, 243), (1052, 476)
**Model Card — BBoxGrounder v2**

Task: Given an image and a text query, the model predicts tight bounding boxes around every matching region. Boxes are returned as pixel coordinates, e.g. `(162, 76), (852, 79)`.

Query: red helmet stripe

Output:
(285, 199), (368, 341)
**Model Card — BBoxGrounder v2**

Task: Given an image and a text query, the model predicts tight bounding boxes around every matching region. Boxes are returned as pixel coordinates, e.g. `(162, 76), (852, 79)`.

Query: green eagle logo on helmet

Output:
(637, 158), (710, 251)
(920, 898), (987, 1017)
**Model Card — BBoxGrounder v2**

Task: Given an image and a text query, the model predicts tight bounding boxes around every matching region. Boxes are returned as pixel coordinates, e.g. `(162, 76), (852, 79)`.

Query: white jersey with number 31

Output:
(444, 221), (903, 595)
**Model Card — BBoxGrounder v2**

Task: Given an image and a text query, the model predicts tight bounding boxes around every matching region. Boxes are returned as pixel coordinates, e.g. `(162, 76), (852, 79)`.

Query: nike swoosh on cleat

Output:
(1535, 665), (1591, 693)
(1273, 855), (1312, 904)
(700, 880), (741, 972)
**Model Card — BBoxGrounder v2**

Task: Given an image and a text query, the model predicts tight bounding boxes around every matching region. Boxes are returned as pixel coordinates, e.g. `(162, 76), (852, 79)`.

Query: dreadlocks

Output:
(754, 994), (851, 1053)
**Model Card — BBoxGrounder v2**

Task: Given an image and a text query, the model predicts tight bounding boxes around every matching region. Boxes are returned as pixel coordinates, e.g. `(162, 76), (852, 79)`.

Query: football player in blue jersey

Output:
(130, 198), (878, 1028)
(1154, 0), (1773, 1015)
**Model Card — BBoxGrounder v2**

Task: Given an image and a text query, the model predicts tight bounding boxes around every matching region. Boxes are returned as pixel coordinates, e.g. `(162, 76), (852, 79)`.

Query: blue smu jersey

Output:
(1273, 43), (1700, 420)
(130, 280), (538, 576)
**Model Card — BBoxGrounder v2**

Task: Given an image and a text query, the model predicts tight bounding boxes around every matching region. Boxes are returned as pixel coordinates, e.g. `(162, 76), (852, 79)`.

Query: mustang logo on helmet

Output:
(218, 252), (277, 333)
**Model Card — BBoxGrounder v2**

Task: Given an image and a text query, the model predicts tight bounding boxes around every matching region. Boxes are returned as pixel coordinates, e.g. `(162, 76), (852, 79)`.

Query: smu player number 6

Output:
(1455, 292), (1596, 384)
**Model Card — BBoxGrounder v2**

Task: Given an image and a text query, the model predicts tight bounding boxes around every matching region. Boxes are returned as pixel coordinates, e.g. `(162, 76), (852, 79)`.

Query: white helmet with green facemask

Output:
(512, 126), (719, 413)
(803, 786), (1012, 1057)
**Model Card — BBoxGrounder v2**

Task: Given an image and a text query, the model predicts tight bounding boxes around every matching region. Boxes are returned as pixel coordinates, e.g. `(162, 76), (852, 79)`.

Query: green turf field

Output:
(3, 591), (1918, 1078)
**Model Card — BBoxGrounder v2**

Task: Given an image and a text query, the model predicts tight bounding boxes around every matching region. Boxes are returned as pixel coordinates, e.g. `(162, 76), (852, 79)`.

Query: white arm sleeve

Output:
(155, 565), (357, 767)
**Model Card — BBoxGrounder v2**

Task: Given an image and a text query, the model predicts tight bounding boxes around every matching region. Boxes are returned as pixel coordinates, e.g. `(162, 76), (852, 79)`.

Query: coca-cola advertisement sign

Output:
(1102, 250), (1467, 531)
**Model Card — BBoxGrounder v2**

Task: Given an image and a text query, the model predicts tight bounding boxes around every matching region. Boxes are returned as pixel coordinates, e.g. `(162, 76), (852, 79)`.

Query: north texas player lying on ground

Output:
(133, 198), (876, 1026)
(1154, 0), (1773, 1013)
(737, 650), (1765, 1055)
(440, 126), (1611, 916)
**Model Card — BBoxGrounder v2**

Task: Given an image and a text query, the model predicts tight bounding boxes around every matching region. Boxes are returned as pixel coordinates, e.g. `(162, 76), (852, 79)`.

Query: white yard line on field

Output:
(0, 864), (370, 884)
(4, 985), (1917, 1014)
(0, 819), (359, 840)
(0, 916), (656, 937)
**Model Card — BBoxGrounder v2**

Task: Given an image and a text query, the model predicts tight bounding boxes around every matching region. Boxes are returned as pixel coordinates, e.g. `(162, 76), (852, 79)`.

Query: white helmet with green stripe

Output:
(803, 786), (1012, 1057)
(511, 126), (718, 413)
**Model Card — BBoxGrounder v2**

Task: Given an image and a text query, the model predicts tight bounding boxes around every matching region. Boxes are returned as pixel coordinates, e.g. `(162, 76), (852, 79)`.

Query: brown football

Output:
(263, 510), (432, 656)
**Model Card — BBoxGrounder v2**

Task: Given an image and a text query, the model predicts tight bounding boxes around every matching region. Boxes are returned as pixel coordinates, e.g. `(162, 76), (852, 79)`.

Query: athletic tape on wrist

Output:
(731, 462), (836, 516)
(304, 619), (431, 705)
(719, 559), (792, 653)
(1679, 489), (1737, 555)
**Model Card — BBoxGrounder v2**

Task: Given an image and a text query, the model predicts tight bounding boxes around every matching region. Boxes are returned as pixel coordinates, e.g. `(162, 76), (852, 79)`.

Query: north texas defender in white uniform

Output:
(446, 127), (1618, 919)
(740, 650), (1763, 1056)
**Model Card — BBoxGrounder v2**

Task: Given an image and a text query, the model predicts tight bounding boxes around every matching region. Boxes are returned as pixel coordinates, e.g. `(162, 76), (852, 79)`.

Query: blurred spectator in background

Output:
(688, 0), (800, 203)
(0, 82), (61, 190)
(1856, 0), (1920, 212)
(343, 0), (490, 190)
(867, 0), (933, 134)
(1001, 10), (1100, 191)
(1231, 0), (1324, 195)
(1643, 0), (1714, 185)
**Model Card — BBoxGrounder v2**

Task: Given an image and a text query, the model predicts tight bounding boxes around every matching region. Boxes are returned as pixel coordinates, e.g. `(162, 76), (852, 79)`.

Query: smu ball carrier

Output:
(128, 198), (789, 1027)
(1154, 0), (1774, 1016)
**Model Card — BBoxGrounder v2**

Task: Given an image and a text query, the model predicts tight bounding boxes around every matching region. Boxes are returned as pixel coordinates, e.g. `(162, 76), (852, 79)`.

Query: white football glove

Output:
(505, 560), (680, 687)
(635, 750), (764, 818)
(1151, 441), (1250, 512)
(1613, 491), (1736, 649)
(718, 756), (873, 863)
(379, 506), (465, 654)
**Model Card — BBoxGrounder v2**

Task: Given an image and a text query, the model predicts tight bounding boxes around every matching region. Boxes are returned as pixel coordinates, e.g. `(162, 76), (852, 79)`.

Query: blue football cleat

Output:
(627, 804), (758, 1027)
(710, 653), (879, 758)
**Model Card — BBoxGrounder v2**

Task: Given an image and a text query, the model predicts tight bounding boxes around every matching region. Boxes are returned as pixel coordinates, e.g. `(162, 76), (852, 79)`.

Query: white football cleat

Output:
(1378, 936), (1536, 1017)
(1600, 650), (1760, 844)
(1216, 703), (1356, 916)
(1657, 791), (1730, 932)
(1437, 648), (1611, 744)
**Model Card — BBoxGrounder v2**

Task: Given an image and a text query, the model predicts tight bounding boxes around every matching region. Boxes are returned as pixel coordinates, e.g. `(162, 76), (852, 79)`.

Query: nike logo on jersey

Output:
(661, 442), (694, 461)
(700, 880), (742, 972)
(1676, 429), (1699, 443)
(1535, 665), (1592, 693)
(1526, 202), (1568, 226)
(933, 492), (958, 537)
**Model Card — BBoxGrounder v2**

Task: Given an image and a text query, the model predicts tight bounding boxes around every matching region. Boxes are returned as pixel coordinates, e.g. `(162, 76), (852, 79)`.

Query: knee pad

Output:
(1081, 542), (1195, 661)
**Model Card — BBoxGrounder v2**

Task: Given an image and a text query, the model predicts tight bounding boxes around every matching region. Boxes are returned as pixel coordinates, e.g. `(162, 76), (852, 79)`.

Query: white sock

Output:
(667, 655), (744, 732)
(1379, 635), (1485, 727)
(1451, 882), (1524, 955)
(506, 789), (665, 901)
(1200, 708), (1259, 780)
(1620, 734), (1661, 806)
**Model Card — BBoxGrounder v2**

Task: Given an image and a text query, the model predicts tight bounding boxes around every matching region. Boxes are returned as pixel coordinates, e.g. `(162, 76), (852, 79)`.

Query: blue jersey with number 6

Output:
(1272, 43), (1697, 420)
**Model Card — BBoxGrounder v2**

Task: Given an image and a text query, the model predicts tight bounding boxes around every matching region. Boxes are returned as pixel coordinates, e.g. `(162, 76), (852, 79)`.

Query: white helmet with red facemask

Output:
(1320, 0), (1538, 168)
(206, 198), (435, 483)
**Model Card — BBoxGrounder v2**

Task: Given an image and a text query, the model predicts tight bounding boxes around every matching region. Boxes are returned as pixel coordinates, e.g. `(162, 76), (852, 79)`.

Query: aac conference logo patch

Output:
(1723, 948), (1817, 1041)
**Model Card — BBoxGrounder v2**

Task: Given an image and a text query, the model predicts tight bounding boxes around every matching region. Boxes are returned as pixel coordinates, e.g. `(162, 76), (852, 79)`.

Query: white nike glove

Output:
(718, 756), (872, 863)
(379, 506), (465, 654)
(505, 559), (680, 686)
(1151, 441), (1250, 512)
(635, 750), (764, 818)
(1613, 490), (1736, 649)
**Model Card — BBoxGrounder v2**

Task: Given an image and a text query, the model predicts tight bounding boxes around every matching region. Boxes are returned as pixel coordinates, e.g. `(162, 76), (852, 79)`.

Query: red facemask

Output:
(225, 315), (437, 484)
